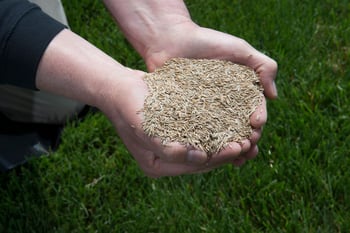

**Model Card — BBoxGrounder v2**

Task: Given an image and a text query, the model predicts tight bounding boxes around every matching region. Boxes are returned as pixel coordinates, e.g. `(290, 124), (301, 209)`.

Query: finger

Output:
(157, 141), (188, 162)
(249, 128), (262, 145)
(237, 42), (277, 99)
(250, 98), (267, 129)
(154, 140), (208, 164)
(144, 156), (207, 177)
(186, 149), (208, 164)
(252, 53), (278, 99)
(232, 156), (247, 166)
(209, 142), (242, 165)
(242, 144), (259, 160)
(152, 141), (246, 177)
(232, 143), (259, 166)
(165, 144), (209, 164)
(146, 137), (188, 163)
(191, 142), (245, 173)
(239, 139), (251, 153)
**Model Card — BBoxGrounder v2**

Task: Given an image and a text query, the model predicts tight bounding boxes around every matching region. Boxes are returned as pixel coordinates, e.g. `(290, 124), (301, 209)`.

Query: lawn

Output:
(1, 0), (350, 232)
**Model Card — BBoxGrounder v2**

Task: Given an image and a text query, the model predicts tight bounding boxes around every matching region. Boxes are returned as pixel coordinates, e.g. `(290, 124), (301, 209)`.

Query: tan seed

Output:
(142, 58), (264, 155)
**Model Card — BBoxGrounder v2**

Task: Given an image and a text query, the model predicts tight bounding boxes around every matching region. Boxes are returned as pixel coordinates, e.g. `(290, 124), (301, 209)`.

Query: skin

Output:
(103, 0), (278, 172)
(36, 0), (278, 178)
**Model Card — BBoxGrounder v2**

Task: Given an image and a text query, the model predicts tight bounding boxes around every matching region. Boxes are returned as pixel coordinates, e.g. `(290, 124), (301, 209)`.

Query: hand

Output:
(104, 0), (277, 171)
(141, 22), (277, 166)
(35, 29), (249, 177)
(143, 22), (278, 99)
(101, 70), (253, 177)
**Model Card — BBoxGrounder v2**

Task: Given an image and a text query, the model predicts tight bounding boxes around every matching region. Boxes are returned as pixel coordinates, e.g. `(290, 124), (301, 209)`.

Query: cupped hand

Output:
(142, 22), (277, 166)
(101, 70), (250, 177)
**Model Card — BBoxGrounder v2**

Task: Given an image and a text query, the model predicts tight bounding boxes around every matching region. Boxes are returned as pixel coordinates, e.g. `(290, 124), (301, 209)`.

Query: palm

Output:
(142, 24), (277, 167)
(103, 73), (205, 177)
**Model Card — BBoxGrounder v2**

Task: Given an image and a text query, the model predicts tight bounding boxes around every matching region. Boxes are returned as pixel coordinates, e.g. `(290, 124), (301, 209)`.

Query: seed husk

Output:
(142, 58), (264, 155)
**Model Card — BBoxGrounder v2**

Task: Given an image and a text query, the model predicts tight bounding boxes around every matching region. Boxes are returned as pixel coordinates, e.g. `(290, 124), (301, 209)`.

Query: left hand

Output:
(101, 69), (249, 177)
(142, 22), (277, 167)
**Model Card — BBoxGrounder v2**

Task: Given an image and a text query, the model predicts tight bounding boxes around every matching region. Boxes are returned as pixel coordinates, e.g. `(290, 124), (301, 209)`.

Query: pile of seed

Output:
(142, 58), (264, 154)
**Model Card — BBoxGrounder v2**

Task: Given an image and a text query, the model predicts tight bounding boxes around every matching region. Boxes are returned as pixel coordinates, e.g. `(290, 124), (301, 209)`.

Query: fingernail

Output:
(272, 81), (278, 97)
(187, 150), (207, 164)
(255, 114), (261, 122)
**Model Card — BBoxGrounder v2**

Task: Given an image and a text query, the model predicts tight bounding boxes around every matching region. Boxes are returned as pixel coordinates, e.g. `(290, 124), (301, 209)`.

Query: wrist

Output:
(103, 0), (193, 58)
(96, 69), (147, 116)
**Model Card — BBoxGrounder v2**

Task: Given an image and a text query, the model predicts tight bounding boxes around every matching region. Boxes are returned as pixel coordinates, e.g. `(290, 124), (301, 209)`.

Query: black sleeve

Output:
(0, 0), (66, 90)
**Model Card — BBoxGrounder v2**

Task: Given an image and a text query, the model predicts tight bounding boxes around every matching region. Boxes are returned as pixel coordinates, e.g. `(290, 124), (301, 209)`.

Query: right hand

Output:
(101, 69), (249, 177)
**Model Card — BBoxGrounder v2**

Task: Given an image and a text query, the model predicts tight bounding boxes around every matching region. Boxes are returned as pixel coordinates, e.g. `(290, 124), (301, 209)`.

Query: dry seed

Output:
(142, 58), (263, 154)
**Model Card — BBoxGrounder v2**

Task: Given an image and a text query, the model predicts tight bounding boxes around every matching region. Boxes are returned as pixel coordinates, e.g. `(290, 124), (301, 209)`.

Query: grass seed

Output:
(142, 58), (264, 154)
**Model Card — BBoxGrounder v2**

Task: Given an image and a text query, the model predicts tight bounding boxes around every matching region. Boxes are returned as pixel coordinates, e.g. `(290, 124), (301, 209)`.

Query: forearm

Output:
(36, 29), (139, 110)
(103, 0), (193, 57)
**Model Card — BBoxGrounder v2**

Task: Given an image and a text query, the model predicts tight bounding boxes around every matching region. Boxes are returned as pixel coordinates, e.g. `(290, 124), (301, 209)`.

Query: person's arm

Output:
(1, 0), (247, 177)
(36, 29), (247, 177)
(35, 29), (131, 108)
(0, 0), (129, 105)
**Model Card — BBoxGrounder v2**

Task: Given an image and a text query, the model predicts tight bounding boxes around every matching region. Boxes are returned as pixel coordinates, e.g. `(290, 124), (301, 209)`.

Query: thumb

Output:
(248, 53), (278, 99)
(158, 141), (208, 164)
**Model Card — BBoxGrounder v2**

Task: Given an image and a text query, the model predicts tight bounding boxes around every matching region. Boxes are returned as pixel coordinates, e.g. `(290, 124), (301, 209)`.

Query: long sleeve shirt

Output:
(0, 0), (65, 89)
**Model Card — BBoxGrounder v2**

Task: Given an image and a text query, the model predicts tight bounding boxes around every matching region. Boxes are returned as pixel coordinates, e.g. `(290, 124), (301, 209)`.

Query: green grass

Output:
(1, 0), (350, 232)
